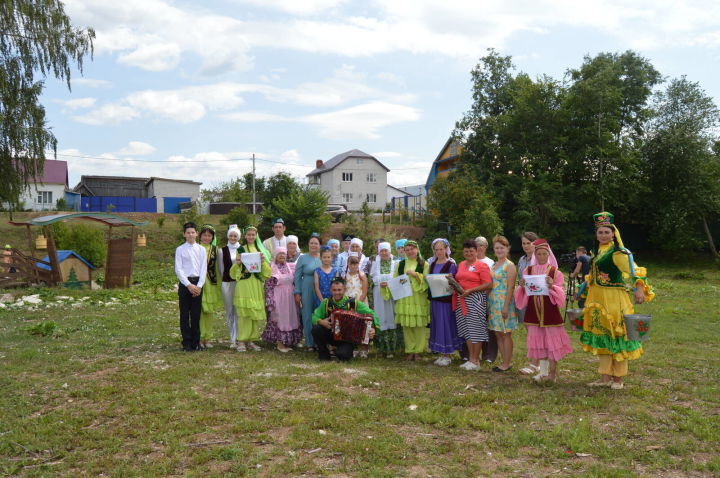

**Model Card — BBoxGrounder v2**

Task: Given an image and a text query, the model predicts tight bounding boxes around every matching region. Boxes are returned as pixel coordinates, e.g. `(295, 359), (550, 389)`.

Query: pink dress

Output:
(514, 263), (572, 361)
(262, 261), (301, 345)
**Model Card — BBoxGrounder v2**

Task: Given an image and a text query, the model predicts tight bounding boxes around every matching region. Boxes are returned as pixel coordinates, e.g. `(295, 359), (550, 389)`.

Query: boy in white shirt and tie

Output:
(174, 222), (207, 351)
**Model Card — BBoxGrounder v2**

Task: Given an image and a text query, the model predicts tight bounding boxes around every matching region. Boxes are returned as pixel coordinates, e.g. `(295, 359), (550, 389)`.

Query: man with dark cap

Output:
(262, 218), (287, 257)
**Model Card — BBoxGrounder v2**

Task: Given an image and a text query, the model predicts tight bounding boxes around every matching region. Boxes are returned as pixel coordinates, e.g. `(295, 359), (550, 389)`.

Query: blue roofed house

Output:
(37, 250), (95, 286)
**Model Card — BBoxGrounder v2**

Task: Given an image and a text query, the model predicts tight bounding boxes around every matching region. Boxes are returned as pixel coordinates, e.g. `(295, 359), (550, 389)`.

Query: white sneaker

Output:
(295, 342), (305, 349)
(436, 356), (452, 366)
(358, 350), (368, 359)
(247, 342), (262, 352)
(433, 357), (443, 365)
(463, 361), (480, 371)
(229, 342), (237, 350)
(236, 343), (247, 352)
(459, 361), (473, 370)
(205, 343), (214, 349)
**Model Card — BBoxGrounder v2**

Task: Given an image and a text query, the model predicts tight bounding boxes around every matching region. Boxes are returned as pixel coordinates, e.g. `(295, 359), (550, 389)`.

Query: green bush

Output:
(221, 207), (252, 229)
(156, 216), (166, 229)
(52, 222), (107, 266)
(55, 197), (69, 211)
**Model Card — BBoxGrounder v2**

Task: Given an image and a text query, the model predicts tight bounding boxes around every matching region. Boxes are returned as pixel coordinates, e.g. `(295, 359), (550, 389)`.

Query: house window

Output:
(342, 193), (353, 203)
(37, 191), (53, 204)
(342, 172), (353, 182)
(308, 175), (320, 185)
(366, 193), (377, 203)
(366, 172), (377, 183)
(356, 159), (364, 165)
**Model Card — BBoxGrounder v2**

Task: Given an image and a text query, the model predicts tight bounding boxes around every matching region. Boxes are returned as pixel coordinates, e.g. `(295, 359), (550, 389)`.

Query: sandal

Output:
(520, 364), (540, 375)
(587, 379), (612, 387)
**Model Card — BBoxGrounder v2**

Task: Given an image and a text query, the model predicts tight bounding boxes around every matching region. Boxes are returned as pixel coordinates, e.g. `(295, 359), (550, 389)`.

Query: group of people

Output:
(174, 212), (654, 388)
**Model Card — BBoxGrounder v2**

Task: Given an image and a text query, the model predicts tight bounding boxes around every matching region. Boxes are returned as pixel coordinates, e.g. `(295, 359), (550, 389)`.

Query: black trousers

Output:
(311, 324), (355, 361)
(178, 277), (202, 351)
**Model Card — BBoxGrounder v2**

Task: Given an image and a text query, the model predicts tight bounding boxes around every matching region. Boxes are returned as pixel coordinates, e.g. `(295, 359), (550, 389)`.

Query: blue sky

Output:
(43, 0), (720, 190)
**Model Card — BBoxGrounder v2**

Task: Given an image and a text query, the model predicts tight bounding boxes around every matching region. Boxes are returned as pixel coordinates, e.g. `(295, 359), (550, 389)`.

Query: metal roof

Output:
(37, 250), (96, 270)
(306, 149), (389, 176)
(9, 212), (148, 227)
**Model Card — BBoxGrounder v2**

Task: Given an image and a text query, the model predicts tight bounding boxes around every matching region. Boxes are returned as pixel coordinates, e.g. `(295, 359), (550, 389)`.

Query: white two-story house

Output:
(307, 149), (389, 211)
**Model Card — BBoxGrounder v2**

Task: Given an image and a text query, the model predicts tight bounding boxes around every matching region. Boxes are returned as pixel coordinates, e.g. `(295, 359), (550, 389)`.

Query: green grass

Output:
(1, 212), (719, 476)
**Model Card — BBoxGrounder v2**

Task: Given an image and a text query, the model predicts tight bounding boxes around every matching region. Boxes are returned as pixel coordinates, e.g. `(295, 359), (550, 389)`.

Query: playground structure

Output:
(4, 213), (147, 289)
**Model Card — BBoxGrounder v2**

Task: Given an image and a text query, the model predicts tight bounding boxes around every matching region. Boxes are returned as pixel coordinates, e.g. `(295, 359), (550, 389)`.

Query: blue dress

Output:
(488, 260), (519, 332)
(314, 267), (338, 308)
(294, 253), (322, 347)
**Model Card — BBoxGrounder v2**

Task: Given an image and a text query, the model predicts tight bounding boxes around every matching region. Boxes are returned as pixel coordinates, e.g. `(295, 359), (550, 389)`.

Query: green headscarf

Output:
(242, 225), (272, 262)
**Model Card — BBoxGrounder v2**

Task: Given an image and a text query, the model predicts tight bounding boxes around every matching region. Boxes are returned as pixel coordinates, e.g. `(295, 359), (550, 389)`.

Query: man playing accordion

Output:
(311, 277), (379, 361)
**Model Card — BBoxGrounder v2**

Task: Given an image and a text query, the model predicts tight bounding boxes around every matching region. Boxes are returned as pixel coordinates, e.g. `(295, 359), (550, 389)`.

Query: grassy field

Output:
(0, 212), (719, 477)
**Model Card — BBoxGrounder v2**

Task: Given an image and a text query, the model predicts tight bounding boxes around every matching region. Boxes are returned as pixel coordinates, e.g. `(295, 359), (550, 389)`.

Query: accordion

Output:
(331, 310), (374, 345)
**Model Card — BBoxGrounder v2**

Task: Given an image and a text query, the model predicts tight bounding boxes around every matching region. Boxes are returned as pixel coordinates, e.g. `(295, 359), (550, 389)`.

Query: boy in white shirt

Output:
(175, 222), (207, 351)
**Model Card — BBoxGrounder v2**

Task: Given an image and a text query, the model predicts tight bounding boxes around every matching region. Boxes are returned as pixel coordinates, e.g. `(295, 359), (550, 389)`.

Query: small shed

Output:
(37, 250), (95, 286)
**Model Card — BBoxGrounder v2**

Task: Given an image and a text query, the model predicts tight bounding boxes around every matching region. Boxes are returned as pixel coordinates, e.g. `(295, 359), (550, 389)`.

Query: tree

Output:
(1, 0), (94, 205)
(426, 172), (502, 251)
(643, 77), (720, 256)
(562, 51), (661, 217)
(263, 172), (301, 206)
(263, 186), (331, 243)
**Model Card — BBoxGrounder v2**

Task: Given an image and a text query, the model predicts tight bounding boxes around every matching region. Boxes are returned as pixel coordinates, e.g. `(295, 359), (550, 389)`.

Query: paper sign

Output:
(426, 274), (453, 298)
(388, 274), (413, 300)
(376, 273), (393, 286)
(524, 274), (549, 296)
(241, 252), (262, 273)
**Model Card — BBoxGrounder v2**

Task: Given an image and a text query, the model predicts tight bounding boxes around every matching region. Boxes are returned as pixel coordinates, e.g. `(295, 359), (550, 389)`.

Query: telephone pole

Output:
(252, 153), (256, 215)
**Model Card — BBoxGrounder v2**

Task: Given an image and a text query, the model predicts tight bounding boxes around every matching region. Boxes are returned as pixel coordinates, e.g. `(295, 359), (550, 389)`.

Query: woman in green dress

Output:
(392, 240), (430, 361)
(230, 226), (272, 352)
(198, 224), (222, 349)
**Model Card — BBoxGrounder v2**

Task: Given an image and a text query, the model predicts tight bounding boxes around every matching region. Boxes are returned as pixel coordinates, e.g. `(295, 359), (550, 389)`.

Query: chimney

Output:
(316, 159), (323, 169)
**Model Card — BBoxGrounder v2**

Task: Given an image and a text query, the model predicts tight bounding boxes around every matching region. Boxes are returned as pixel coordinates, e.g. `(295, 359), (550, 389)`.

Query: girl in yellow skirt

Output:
(230, 226), (272, 352)
(198, 224), (222, 349)
(580, 212), (654, 390)
(392, 240), (430, 361)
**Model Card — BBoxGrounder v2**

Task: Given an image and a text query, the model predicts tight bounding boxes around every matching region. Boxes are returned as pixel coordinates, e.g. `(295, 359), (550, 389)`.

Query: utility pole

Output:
(252, 153), (256, 215)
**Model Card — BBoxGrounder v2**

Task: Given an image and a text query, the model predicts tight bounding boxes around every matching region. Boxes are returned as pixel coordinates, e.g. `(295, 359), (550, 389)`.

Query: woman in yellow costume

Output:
(230, 226), (272, 352)
(580, 212), (654, 390)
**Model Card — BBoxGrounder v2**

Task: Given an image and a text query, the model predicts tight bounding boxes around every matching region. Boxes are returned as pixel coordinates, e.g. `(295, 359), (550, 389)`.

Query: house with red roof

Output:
(18, 160), (70, 211)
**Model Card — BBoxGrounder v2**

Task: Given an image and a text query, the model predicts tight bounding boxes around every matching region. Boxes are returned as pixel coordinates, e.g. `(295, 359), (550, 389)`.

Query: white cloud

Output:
(63, 97), (97, 109)
(60, 148), (313, 188)
(118, 141), (156, 156)
(73, 78), (113, 88)
(235, 0), (347, 15)
(117, 42), (181, 71)
(64, 0), (720, 78)
(387, 160), (433, 187)
(303, 102), (421, 139)
(73, 103), (139, 125)
(221, 111), (287, 122)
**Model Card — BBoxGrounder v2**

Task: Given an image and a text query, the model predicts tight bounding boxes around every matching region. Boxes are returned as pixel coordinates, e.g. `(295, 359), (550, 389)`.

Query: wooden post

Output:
(128, 225), (135, 287)
(104, 225), (113, 289)
(25, 225), (34, 258)
(44, 225), (61, 286)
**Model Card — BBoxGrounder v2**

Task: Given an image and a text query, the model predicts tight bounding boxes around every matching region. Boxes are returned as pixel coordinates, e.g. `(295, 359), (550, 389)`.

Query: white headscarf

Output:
(378, 242), (391, 252)
(226, 224), (241, 252)
(350, 237), (364, 249)
(286, 235), (301, 254)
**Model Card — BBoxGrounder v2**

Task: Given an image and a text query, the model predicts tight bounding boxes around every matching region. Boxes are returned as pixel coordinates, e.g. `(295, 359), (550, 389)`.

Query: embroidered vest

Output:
(221, 246), (235, 282)
(592, 245), (626, 288)
(523, 265), (563, 327)
(325, 297), (357, 317)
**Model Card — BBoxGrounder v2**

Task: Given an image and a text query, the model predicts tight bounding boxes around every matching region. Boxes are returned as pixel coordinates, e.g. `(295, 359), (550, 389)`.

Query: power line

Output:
(50, 151), (422, 170)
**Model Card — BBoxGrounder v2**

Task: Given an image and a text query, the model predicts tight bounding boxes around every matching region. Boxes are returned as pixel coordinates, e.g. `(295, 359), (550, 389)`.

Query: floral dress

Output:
(345, 272), (363, 300)
(488, 260), (519, 332)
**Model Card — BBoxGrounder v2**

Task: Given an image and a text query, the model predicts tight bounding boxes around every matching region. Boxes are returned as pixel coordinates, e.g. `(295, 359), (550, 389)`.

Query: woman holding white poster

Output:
(392, 240), (430, 361)
(229, 226), (272, 352)
(427, 238), (462, 366)
(515, 239), (572, 382)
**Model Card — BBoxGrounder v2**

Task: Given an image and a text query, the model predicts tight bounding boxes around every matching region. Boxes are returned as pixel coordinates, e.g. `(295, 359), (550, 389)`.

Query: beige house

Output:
(307, 149), (389, 211)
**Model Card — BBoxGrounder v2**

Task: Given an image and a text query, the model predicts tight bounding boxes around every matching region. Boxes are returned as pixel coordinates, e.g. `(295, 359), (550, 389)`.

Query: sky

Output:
(42, 0), (720, 190)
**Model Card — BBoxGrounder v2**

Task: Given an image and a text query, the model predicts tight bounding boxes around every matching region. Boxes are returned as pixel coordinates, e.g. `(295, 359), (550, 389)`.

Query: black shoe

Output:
(318, 354), (332, 361)
(492, 366), (511, 372)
